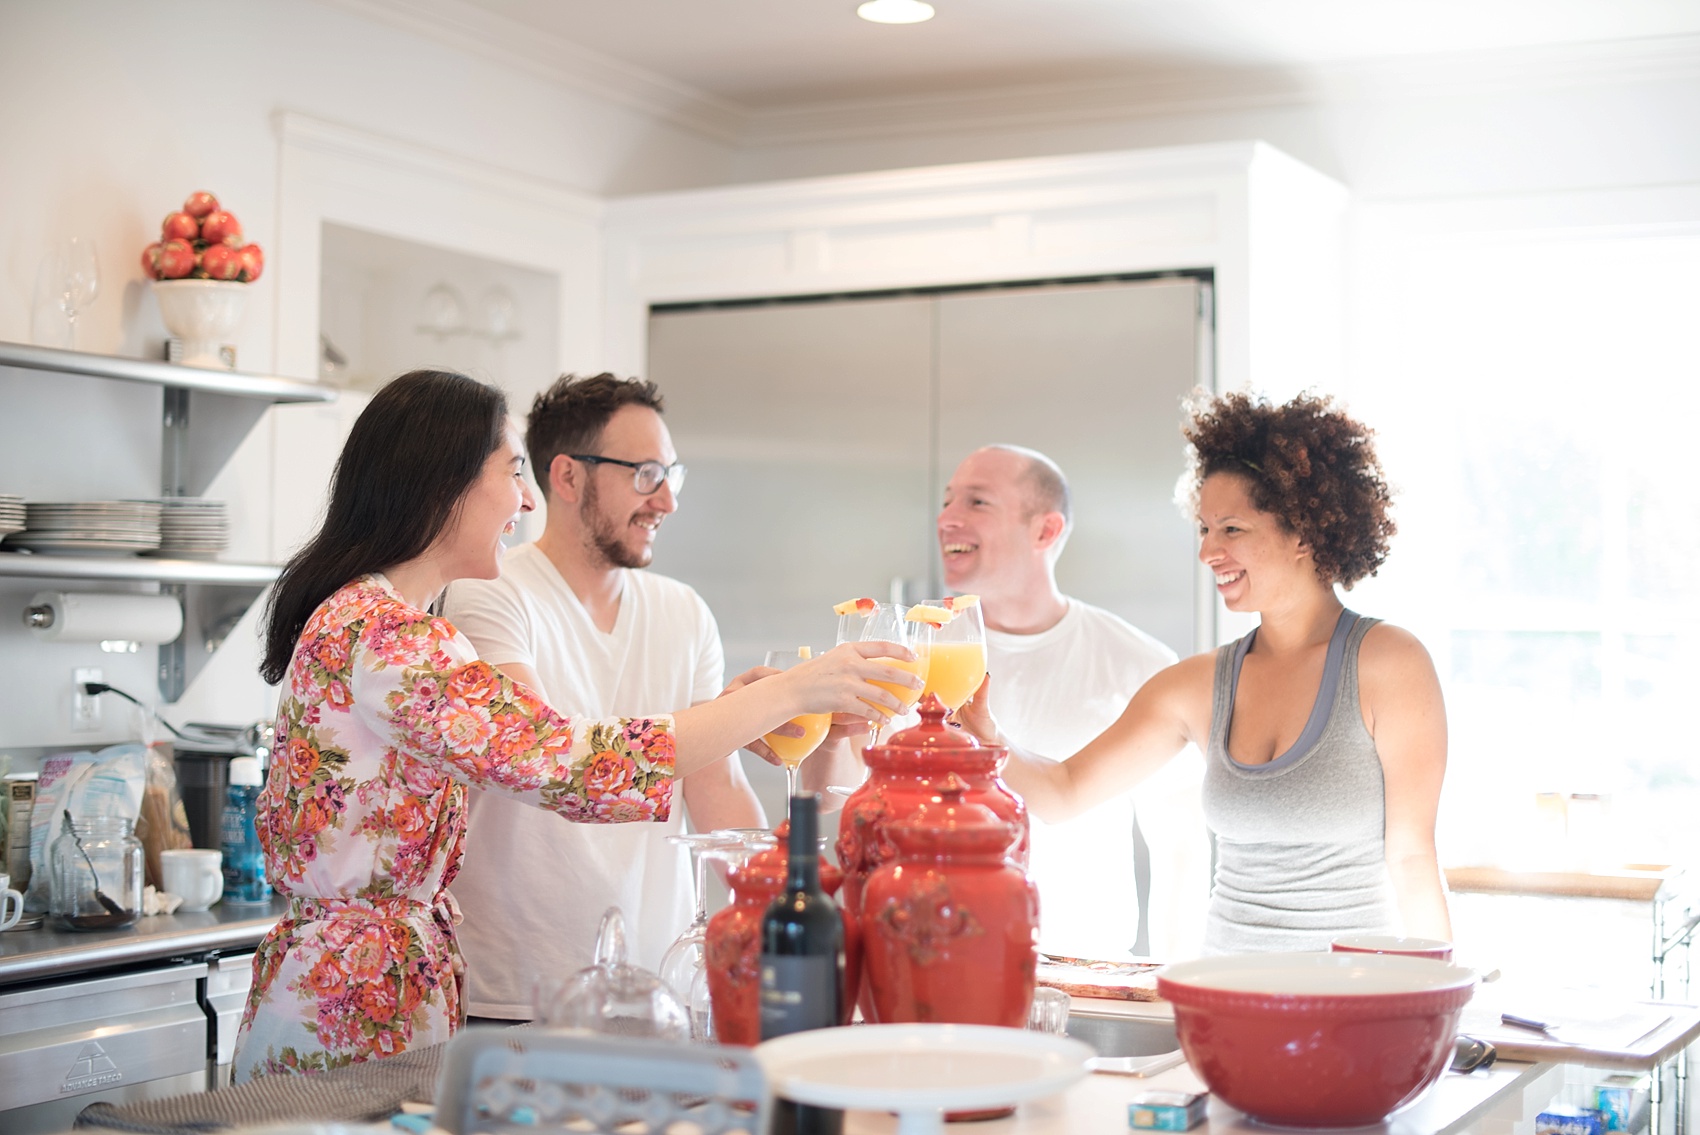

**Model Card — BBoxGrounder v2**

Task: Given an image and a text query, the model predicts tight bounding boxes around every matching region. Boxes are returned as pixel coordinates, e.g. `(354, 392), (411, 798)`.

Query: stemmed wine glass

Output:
(659, 831), (741, 1040)
(51, 237), (101, 349)
(918, 598), (986, 713)
(762, 648), (833, 799)
(835, 601), (932, 746)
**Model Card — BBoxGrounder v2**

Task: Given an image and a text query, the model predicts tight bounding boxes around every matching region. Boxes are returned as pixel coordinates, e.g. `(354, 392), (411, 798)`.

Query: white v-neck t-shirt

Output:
(444, 543), (724, 1018)
(987, 598), (1207, 961)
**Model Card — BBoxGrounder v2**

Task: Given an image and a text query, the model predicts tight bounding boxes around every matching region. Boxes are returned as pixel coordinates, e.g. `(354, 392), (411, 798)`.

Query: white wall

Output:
(0, 0), (734, 370)
(0, 0), (733, 748)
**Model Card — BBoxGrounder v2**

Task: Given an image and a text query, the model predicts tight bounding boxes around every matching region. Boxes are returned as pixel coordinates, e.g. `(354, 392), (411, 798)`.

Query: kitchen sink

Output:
(1065, 1011), (1179, 1057)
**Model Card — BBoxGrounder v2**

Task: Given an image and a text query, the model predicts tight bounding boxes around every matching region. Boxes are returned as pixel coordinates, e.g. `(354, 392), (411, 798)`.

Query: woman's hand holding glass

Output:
(836, 601), (933, 745)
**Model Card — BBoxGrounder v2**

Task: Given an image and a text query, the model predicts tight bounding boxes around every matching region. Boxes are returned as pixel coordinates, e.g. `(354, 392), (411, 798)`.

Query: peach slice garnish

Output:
(905, 604), (953, 627)
(941, 594), (979, 611)
(833, 597), (878, 616)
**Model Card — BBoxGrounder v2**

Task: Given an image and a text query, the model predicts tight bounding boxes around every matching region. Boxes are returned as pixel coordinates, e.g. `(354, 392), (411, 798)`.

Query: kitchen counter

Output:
(0, 897), (285, 987)
(835, 1059), (1565, 1135)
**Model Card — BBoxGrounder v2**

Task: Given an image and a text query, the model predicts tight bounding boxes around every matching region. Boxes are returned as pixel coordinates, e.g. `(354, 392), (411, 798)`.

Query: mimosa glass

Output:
(835, 602), (932, 745)
(920, 600), (987, 711)
(762, 648), (832, 799)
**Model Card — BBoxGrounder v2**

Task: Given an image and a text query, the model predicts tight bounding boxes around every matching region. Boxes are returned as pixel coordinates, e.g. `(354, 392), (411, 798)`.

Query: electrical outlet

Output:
(72, 667), (102, 732)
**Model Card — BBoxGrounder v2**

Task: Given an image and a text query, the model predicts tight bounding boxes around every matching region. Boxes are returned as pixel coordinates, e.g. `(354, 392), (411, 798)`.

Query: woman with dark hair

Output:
(236, 370), (915, 1080)
(960, 390), (1451, 955)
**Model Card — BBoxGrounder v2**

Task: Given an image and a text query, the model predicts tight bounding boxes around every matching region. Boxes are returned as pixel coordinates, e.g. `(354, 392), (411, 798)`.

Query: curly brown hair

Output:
(1180, 389), (1395, 588)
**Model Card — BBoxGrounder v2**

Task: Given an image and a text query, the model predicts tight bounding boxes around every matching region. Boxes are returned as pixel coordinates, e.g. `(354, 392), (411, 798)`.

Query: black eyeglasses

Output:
(570, 455), (687, 496)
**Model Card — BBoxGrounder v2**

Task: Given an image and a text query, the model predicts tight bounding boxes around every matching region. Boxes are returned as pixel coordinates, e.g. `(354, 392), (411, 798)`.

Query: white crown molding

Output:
(275, 110), (604, 219)
(310, 0), (1700, 151)
(313, 0), (746, 142)
(741, 33), (1700, 148)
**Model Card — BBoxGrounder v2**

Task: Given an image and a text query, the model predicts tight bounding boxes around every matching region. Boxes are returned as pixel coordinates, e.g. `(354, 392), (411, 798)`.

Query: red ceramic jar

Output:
(860, 774), (1038, 1027)
(836, 697), (1027, 1019)
(704, 822), (845, 1045)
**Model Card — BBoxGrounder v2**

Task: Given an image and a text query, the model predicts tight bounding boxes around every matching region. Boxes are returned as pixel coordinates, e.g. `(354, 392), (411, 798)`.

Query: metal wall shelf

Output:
(0, 340), (333, 702)
(0, 553), (280, 586)
(0, 341), (333, 404)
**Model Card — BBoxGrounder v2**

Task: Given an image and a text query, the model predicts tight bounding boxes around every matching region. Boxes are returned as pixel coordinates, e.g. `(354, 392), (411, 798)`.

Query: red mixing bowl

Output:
(1156, 953), (1478, 1128)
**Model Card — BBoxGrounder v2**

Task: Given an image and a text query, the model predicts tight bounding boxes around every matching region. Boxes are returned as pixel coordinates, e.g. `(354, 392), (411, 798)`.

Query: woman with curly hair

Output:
(235, 369), (918, 1080)
(960, 390), (1450, 954)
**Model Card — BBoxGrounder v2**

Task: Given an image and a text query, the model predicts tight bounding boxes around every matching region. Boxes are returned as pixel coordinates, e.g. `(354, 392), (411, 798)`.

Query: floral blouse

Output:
(233, 575), (674, 1081)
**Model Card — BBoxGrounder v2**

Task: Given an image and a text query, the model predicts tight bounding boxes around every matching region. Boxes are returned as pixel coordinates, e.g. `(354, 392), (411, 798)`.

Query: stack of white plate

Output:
(5, 500), (163, 555)
(0, 494), (22, 539)
(148, 497), (230, 559)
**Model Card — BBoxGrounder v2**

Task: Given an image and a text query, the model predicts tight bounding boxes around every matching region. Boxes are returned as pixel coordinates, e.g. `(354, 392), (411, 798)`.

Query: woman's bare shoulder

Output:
(1357, 621), (1442, 697)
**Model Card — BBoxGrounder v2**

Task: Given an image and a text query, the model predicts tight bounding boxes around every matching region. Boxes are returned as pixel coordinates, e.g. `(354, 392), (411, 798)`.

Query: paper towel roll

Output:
(25, 591), (184, 644)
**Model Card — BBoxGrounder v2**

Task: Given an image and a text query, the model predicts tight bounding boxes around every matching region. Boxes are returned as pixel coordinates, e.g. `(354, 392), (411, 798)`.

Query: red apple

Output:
(141, 242), (163, 280)
(156, 239), (196, 279)
(162, 211), (199, 242)
(183, 191), (219, 218)
(199, 211), (242, 245)
(237, 242), (264, 282)
(199, 243), (243, 281)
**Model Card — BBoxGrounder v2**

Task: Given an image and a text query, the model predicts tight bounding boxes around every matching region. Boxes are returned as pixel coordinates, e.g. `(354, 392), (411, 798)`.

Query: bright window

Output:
(1353, 230), (1700, 872)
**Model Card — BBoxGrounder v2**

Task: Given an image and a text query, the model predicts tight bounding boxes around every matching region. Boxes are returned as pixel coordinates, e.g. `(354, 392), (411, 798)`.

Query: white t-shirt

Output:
(444, 544), (724, 1018)
(988, 598), (1209, 961)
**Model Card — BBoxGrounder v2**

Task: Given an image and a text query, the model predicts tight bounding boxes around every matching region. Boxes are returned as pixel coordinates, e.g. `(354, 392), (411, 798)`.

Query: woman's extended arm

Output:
(957, 654), (1213, 823)
(1359, 624), (1453, 941)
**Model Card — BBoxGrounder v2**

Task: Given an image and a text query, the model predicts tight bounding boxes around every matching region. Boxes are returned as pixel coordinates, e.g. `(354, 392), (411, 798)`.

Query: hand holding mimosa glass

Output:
(763, 647), (834, 798)
(834, 598), (934, 745)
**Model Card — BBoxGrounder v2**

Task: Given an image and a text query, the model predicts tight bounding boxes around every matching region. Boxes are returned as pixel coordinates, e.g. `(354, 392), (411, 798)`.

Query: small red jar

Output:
(704, 822), (845, 1045)
(835, 697), (1027, 1019)
(860, 774), (1038, 1028)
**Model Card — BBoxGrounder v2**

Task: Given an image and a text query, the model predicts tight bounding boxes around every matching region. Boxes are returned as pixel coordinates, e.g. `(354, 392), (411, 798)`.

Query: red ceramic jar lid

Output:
(886, 774), (1019, 858)
(870, 697), (1008, 773)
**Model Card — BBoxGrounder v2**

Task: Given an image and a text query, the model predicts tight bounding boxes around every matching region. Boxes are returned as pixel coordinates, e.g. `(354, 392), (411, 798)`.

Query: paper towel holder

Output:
(25, 602), (147, 654)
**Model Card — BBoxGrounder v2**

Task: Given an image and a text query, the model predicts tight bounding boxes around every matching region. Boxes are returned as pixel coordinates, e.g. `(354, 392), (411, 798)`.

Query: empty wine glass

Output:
(918, 599), (986, 712)
(836, 601), (932, 745)
(659, 831), (741, 1040)
(50, 237), (100, 349)
(762, 648), (832, 799)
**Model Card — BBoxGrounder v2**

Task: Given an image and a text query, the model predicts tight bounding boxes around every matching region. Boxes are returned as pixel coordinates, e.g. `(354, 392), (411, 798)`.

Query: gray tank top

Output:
(1201, 610), (1398, 954)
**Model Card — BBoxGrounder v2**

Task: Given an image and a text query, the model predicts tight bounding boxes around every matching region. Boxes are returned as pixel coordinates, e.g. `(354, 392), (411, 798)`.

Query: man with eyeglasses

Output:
(444, 372), (763, 1023)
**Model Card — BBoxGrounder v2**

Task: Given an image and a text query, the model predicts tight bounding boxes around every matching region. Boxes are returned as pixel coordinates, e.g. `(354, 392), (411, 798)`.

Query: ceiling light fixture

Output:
(857, 0), (934, 25)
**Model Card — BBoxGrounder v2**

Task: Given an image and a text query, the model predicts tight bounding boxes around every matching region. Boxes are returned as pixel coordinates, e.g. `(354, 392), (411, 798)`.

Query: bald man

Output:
(937, 445), (1208, 960)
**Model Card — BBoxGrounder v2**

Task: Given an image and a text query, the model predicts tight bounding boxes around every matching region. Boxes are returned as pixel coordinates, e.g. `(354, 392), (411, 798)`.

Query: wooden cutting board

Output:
(1035, 954), (1163, 1002)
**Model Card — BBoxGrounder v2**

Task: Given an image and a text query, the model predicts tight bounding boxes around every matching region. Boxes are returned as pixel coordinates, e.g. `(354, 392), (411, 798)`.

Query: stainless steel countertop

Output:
(0, 896), (285, 986)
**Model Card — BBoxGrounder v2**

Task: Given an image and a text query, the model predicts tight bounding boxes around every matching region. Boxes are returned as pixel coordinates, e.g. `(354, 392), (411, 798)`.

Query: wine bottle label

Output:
(758, 955), (839, 1038)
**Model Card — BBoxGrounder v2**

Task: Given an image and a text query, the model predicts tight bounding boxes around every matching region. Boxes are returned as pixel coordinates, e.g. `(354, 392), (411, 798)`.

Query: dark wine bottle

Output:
(760, 794), (845, 1135)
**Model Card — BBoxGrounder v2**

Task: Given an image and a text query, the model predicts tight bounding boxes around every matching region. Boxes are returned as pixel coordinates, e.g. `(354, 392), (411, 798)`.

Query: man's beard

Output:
(580, 476), (653, 570)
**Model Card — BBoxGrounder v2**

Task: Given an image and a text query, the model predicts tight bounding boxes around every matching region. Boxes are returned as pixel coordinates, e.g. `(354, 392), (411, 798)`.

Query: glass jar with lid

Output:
(50, 813), (142, 930)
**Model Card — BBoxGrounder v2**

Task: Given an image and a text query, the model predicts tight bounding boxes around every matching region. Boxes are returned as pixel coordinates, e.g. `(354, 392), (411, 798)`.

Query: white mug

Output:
(159, 849), (224, 912)
(0, 871), (23, 932)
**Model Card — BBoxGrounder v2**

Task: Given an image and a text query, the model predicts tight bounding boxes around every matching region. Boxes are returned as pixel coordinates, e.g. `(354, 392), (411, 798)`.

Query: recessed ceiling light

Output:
(857, 0), (935, 25)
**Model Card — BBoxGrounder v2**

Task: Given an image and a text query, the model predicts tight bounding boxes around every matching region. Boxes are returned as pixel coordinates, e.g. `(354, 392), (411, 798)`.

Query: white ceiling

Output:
(339, 0), (1700, 142)
(447, 0), (1700, 104)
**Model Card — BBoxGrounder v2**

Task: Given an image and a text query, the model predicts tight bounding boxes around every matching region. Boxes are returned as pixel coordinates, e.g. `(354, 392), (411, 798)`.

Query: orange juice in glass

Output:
(918, 596), (986, 711)
(762, 648), (832, 798)
(835, 599), (931, 744)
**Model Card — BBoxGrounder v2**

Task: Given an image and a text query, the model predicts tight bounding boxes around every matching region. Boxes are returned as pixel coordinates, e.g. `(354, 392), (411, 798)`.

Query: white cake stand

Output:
(754, 1023), (1093, 1135)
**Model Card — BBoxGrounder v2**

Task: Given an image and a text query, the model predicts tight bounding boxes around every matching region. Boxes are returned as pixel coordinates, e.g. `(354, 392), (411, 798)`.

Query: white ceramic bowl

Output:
(152, 279), (248, 368)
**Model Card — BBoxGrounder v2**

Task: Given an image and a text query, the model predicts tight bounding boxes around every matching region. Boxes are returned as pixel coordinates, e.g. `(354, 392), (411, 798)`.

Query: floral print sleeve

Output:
(235, 575), (674, 1083)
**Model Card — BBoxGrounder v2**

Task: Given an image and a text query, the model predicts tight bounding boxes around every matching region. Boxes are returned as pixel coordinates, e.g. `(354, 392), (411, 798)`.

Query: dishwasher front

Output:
(0, 960), (210, 1135)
